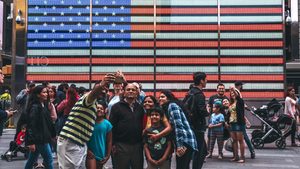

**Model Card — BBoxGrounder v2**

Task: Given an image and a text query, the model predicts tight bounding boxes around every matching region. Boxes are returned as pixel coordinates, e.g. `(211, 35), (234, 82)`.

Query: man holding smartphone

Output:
(57, 73), (115, 169)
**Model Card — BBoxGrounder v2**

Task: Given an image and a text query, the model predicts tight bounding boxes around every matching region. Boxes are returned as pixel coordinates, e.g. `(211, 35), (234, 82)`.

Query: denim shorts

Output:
(230, 123), (244, 132)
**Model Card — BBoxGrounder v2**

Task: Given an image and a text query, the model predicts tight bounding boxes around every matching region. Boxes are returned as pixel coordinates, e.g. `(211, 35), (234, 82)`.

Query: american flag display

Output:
(27, 0), (284, 99)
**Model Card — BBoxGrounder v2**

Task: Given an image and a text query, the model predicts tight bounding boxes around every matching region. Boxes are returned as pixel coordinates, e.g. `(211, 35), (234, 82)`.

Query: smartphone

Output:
(115, 76), (124, 83)
(105, 73), (116, 83)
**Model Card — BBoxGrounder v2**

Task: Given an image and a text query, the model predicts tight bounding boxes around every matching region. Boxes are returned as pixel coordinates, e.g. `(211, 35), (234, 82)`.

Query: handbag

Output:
(225, 138), (233, 152)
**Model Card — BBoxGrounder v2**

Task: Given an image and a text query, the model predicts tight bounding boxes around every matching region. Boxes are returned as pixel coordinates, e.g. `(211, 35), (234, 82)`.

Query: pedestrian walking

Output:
(14, 81), (35, 139)
(284, 86), (299, 146)
(183, 72), (209, 169)
(24, 85), (56, 169)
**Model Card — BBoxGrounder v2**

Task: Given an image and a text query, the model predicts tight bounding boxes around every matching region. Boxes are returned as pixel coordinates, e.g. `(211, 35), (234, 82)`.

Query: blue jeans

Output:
(25, 143), (53, 169)
(242, 125), (254, 153)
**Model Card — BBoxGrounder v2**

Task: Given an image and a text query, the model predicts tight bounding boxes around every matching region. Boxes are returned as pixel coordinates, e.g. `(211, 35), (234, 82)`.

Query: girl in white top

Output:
(284, 86), (299, 146)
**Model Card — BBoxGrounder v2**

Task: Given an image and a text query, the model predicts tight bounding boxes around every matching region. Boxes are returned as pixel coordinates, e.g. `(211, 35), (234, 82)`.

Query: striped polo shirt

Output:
(59, 94), (97, 146)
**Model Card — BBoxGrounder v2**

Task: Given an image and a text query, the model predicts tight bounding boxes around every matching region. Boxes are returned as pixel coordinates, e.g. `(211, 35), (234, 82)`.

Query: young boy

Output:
(206, 101), (225, 159)
(144, 107), (172, 169)
(86, 101), (112, 169)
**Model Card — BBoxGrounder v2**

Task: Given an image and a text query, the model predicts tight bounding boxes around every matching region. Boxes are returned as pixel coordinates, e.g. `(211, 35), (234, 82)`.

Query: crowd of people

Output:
(0, 68), (300, 169)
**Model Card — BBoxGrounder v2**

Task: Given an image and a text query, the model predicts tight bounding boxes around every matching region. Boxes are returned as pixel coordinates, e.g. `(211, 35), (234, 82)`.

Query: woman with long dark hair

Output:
(228, 87), (245, 163)
(48, 86), (60, 107)
(47, 86), (58, 122)
(24, 85), (56, 169)
(47, 85), (59, 158)
(142, 95), (172, 141)
(284, 86), (299, 146)
(159, 90), (197, 169)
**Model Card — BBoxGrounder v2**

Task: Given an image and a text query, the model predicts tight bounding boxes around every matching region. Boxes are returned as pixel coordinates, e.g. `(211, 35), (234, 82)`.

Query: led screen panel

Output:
(26, 0), (285, 99)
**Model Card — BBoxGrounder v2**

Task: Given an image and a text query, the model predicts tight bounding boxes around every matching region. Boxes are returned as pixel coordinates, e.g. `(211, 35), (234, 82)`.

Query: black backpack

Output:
(182, 91), (200, 127)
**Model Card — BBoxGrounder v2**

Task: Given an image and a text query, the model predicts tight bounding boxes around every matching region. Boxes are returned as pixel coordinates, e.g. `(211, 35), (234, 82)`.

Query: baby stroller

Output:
(1, 140), (29, 162)
(250, 99), (294, 149)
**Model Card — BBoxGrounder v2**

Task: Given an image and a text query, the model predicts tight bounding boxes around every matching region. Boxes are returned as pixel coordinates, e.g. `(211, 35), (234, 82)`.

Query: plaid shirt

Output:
(168, 103), (198, 151)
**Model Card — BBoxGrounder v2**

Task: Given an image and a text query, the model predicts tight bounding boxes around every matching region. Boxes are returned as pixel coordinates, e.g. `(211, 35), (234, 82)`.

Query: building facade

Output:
(11, 0), (300, 100)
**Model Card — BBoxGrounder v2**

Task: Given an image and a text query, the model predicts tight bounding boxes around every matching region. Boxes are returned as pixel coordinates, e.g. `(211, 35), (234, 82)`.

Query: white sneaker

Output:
(34, 163), (45, 169)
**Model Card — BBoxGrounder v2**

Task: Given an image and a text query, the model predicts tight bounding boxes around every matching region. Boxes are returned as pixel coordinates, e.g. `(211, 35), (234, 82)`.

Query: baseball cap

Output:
(214, 101), (223, 108)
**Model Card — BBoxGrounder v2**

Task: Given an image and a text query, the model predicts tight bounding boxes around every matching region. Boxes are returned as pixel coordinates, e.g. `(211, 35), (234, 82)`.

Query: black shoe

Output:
(251, 151), (255, 159)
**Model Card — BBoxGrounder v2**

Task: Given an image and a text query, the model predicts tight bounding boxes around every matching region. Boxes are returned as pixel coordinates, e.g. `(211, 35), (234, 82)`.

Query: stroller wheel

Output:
(252, 138), (264, 149)
(6, 155), (12, 162)
(275, 139), (286, 149)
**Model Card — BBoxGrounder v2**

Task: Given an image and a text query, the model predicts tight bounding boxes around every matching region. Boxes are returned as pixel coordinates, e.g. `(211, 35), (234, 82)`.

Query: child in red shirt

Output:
(16, 125), (26, 145)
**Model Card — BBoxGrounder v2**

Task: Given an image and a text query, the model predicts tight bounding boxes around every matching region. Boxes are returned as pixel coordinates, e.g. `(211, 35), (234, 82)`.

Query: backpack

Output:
(182, 91), (200, 127)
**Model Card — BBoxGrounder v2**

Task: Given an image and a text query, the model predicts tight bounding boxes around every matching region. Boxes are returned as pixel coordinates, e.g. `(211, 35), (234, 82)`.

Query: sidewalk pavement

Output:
(1, 129), (300, 169)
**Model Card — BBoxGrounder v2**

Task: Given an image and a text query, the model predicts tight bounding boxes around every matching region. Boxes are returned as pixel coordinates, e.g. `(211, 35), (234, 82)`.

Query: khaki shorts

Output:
(57, 137), (87, 169)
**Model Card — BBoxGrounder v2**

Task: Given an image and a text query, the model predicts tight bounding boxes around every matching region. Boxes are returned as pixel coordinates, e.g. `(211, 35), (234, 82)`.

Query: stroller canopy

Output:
(267, 98), (282, 113)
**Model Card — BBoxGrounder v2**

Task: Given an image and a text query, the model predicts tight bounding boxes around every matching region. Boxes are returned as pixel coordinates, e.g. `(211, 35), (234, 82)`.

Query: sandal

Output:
(237, 157), (245, 163)
(230, 157), (239, 162)
(206, 153), (212, 158)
